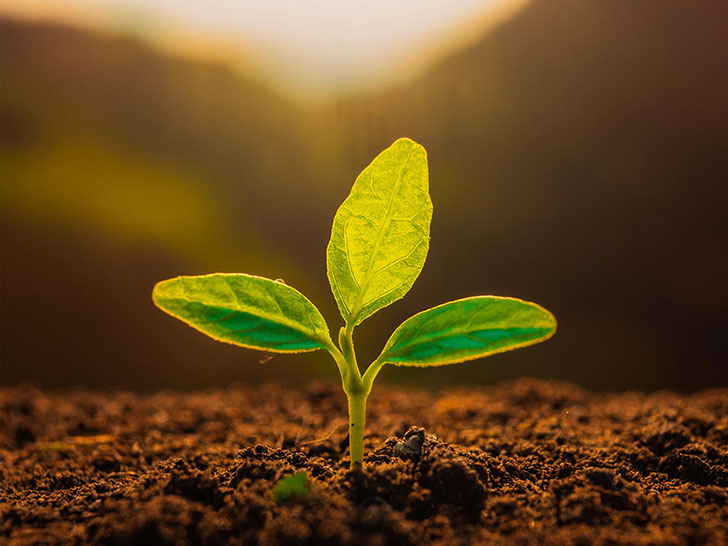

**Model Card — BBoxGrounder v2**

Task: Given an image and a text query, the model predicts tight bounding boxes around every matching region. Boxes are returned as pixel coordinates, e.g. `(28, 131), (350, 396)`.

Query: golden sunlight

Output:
(1, 0), (530, 98)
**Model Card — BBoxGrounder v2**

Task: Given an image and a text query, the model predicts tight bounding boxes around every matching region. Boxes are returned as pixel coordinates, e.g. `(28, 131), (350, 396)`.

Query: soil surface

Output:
(1, 379), (727, 545)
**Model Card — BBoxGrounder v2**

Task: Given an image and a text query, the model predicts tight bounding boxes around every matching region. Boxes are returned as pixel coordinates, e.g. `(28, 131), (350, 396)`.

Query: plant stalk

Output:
(330, 324), (385, 468)
(346, 389), (367, 468)
(338, 324), (372, 468)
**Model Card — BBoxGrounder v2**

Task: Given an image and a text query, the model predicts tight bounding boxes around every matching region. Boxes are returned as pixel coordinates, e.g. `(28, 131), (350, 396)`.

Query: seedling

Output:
(153, 138), (556, 468)
(272, 472), (310, 504)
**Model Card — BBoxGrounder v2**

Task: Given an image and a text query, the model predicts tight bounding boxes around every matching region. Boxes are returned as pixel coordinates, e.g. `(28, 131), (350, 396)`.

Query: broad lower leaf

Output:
(377, 296), (556, 366)
(152, 273), (331, 353)
(327, 138), (432, 325)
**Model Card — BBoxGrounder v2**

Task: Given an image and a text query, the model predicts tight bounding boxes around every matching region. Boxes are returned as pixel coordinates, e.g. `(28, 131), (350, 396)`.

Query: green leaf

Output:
(377, 296), (556, 366)
(327, 137), (432, 326)
(272, 471), (310, 504)
(152, 273), (331, 353)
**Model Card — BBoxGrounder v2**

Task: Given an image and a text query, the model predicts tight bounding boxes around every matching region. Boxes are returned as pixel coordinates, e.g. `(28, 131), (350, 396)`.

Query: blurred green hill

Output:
(2, 0), (727, 390)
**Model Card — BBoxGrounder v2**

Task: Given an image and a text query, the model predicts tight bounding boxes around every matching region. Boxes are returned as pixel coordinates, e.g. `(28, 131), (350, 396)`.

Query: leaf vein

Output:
(161, 295), (318, 340)
(343, 215), (361, 290)
(368, 168), (386, 209)
(369, 237), (425, 278)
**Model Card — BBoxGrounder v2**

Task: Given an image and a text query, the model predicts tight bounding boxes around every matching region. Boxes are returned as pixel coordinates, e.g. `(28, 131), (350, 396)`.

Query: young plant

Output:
(271, 472), (310, 504)
(152, 138), (556, 468)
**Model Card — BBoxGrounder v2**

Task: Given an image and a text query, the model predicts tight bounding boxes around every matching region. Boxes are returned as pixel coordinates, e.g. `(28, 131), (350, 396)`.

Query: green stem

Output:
(345, 356), (391, 467)
(323, 339), (348, 383)
(338, 324), (358, 376)
(361, 357), (385, 393)
(326, 333), (368, 467)
(346, 389), (367, 468)
(329, 323), (389, 468)
(336, 322), (374, 468)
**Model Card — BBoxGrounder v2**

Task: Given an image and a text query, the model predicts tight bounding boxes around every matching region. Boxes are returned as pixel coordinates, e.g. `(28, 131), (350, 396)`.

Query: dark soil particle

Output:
(1, 379), (727, 545)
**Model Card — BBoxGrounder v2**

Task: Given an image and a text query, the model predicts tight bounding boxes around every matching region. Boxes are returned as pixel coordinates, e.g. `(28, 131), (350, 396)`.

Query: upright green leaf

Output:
(377, 296), (556, 366)
(327, 138), (432, 326)
(152, 273), (332, 353)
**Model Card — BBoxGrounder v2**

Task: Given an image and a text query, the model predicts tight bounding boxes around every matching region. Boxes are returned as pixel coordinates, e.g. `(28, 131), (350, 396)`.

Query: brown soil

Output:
(1, 379), (727, 545)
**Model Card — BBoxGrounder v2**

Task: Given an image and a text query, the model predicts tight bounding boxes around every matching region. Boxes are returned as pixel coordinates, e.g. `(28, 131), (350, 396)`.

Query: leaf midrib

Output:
(159, 292), (325, 343)
(383, 321), (551, 359)
(348, 144), (415, 323)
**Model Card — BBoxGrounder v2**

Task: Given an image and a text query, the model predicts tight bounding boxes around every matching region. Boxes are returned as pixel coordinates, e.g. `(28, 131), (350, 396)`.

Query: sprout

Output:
(272, 472), (309, 504)
(153, 138), (556, 468)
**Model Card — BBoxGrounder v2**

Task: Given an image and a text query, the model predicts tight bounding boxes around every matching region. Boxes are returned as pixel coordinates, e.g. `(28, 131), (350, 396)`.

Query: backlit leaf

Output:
(377, 296), (556, 366)
(327, 138), (432, 325)
(152, 273), (331, 353)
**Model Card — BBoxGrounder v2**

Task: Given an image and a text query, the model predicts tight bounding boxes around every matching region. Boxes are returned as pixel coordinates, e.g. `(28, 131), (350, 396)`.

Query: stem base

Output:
(347, 391), (367, 468)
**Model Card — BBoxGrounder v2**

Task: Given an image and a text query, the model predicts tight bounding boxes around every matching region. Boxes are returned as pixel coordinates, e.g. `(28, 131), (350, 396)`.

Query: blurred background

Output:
(2, 0), (727, 392)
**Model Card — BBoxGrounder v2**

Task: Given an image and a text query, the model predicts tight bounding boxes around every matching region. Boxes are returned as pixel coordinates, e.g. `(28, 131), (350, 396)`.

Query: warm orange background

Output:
(2, 1), (727, 391)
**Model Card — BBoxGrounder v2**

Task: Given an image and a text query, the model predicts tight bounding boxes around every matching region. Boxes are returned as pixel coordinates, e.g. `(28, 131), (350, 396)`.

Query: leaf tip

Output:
(151, 276), (182, 308)
(531, 300), (558, 337)
(392, 136), (426, 155)
(151, 279), (167, 306)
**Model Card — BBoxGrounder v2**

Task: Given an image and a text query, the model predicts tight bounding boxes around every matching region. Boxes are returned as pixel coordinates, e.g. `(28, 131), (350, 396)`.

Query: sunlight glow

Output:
(2, 0), (530, 99)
